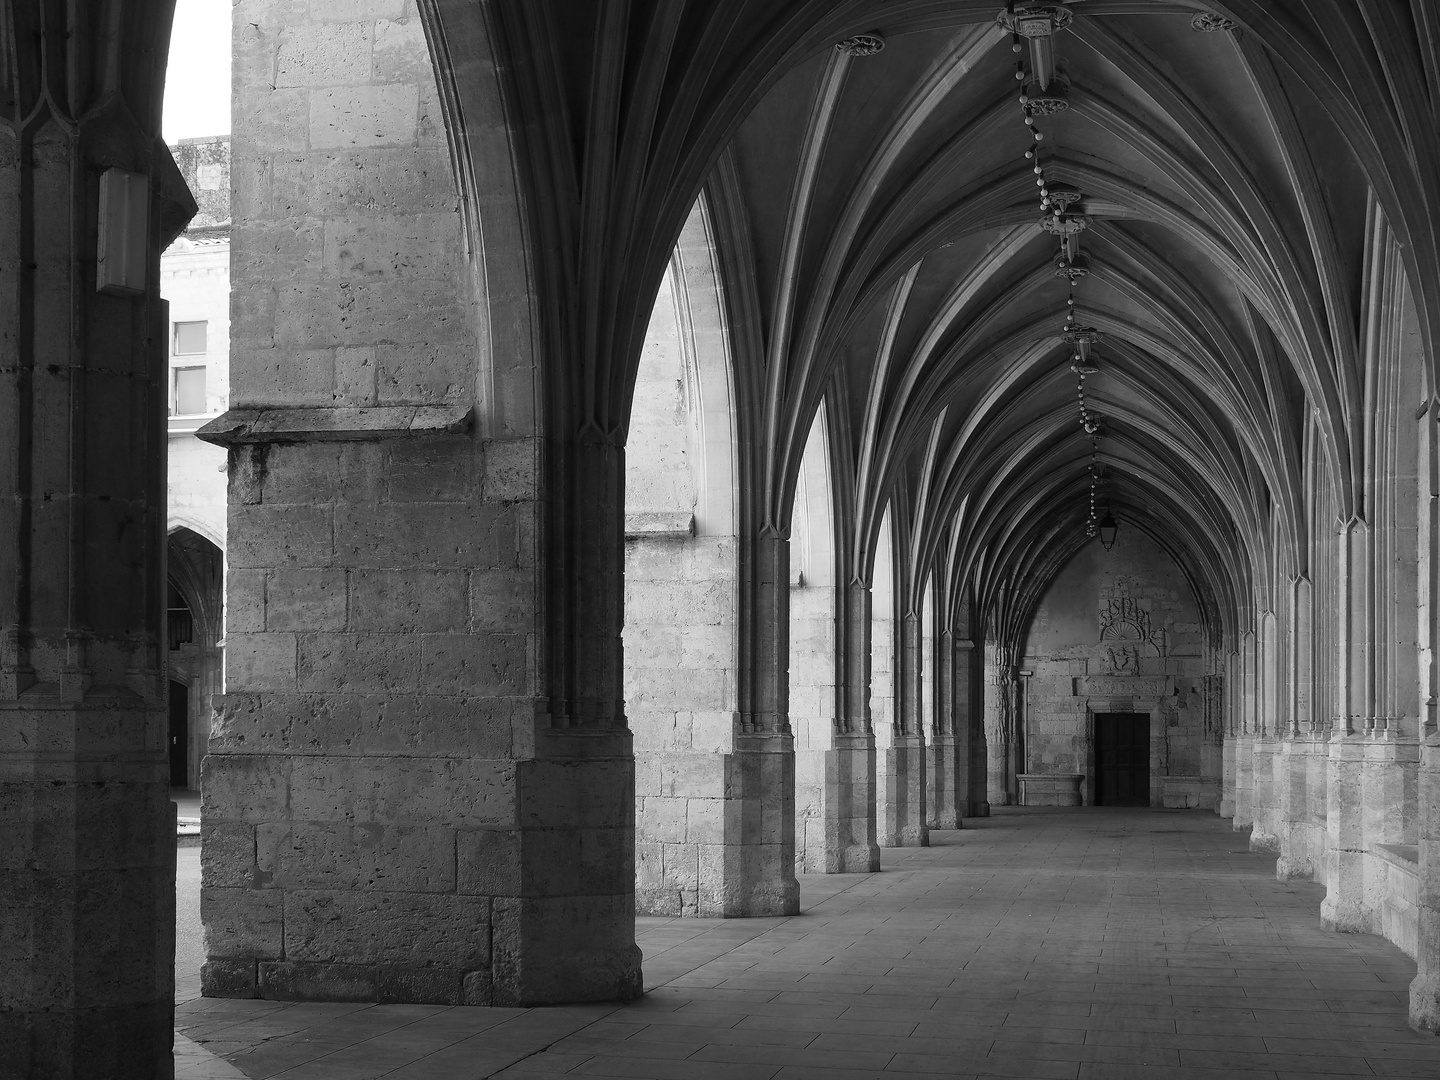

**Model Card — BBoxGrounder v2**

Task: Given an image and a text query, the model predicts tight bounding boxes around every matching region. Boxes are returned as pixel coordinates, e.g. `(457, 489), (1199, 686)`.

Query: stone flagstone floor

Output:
(176, 807), (1440, 1079)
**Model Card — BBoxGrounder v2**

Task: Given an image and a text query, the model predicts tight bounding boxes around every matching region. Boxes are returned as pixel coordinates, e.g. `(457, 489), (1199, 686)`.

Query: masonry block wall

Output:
(1021, 529), (1220, 809)
(204, 0), (640, 1007)
(624, 265), (746, 915)
(790, 575), (839, 870)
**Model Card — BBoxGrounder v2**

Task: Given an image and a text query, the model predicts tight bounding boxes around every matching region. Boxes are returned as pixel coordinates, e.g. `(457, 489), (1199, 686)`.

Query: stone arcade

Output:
(6, 1), (1440, 1075)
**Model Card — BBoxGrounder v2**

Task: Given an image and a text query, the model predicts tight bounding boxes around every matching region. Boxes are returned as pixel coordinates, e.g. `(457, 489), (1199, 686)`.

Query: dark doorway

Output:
(1094, 713), (1149, 806)
(169, 680), (190, 788)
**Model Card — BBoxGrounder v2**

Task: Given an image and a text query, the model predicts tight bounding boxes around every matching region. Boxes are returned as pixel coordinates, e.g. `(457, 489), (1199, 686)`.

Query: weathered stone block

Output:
(387, 435), (474, 502)
(259, 961), (377, 1001)
(637, 797), (686, 844)
(225, 633), (299, 692)
(203, 754), (289, 821)
(228, 505), (333, 569)
(201, 823), (257, 888)
(296, 633), (421, 693)
(276, 22), (373, 88)
(256, 823), (456, 893)
(482, 438), (540, 501)
(378, 966), (465, 1006)
(282, 891), (490, 967)
(349, 570), (467, 632)
(227, 569), (267, 633)
(334, 504), (495, 568)
(202, 888), (283, 960)
(200, 959), (258, 999)
(418, 634), (527, 695)
(310, 85), (421, 149)
(267, 569), (346, 631)
(457, 829), (520, 896)
(490, 895), (642, 1006)
(468, 569), (536, 633)
(686, 798), (725, 844)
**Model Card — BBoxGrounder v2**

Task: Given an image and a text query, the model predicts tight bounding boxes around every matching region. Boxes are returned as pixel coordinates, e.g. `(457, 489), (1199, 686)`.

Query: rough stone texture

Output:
(627, 532), (741, 915)
(1017, 529), (1221, 808)
(209, 0), (640, 1005)
(871, 519), (926, 845)
(792, 580), (856, 870)
(1411, 733), (1440, 1031)
(0, 83), (190, 1077)
(624, 242), (797, 914)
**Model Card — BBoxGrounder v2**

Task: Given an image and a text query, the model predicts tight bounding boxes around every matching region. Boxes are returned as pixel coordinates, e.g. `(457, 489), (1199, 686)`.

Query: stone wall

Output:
(203, 0), (646, 1008)
(623, 247), (752, 914)
(1021, 529), (1221, 808)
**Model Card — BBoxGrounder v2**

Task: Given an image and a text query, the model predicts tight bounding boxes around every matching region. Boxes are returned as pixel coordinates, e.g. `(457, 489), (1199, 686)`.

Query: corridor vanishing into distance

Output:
(176, 809), (1433, 1080)
(13, 3), (1440, 1076)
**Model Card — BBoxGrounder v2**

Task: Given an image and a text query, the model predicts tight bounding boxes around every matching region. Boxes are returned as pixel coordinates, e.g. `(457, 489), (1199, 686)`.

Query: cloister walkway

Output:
(176, 808), (1438, 1080)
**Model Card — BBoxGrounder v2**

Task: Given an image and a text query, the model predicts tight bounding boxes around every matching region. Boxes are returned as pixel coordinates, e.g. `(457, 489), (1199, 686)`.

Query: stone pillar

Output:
(1220, 650), (1240, 818)
(1322, 520), (1376, 934)
(827, 581), (881, 871)
(1250, 735), (1280, 851)
(1232, 632), (1257, 829)
(1411, 731), (1440, 1031)
(795, 579), (877, 874)
(202, 2), (642, 1003)
(871, 569), (904, 844)
(925, 629), (962, 829)
(725, 529), (801, 913)
(1250, 614), (1281, 851)
(202, 430), (641, 1005)
(1276, 736), (1316, 880)
(792, 576), (836, 873)
(984, 643), (1015, 806)
(955, 637), (988, 816)
(889, 613), (929, 846)
(0, 49), (195, 1074)
(1322, 734), (1371, 933)
(628, 525), (744, 916)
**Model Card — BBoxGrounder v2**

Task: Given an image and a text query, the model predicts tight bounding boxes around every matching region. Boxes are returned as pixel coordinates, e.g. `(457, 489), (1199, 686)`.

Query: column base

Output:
(1412, 974), (1440, 1034)
(925, 735), (962, 830)
(877, 738), (929, 847)
(2, 697), (176, 1080)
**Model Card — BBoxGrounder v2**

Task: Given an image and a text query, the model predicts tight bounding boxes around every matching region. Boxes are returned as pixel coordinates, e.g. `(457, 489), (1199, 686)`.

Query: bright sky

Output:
(162, 0), (232, 141)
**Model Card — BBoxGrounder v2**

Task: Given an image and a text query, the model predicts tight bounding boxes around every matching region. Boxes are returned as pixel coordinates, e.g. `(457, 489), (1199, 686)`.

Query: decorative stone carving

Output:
(1104, 644), (1140, 676)
(1055, 253), (1090, 280)
(837, 33), (885, 56)
(1041, 214), (1089, 236)
(1075, 675), (1170, 698)
(1023, 76), (1071, 115)
(1191, 12), (1240, 32)
(1062, 325), (1104, 347)
(997, 5), (1075, 37)
(1047, 188), (1083, 212)
(1100, 595), (1150, 642)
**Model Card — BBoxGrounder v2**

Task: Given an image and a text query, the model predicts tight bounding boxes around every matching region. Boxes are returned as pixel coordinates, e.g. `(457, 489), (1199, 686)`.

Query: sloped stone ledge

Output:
(196, 405), (474, 446)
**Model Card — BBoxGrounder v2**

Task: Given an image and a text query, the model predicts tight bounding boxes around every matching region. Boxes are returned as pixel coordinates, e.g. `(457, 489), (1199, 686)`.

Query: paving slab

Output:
(176, 807), (1440, 1079)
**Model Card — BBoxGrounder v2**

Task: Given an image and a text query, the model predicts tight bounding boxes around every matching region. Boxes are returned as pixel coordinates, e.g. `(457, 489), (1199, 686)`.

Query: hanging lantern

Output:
(1098, 512), (1118, 551)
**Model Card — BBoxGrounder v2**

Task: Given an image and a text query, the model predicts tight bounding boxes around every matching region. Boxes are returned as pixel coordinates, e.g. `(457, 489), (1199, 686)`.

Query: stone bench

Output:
(1018, 773), (1083, 807)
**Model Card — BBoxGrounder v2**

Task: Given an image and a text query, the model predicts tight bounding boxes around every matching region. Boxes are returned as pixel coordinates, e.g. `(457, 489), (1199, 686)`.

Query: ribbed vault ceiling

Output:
(699, 1), (1385, 645)
(470, 0), (1439, 651)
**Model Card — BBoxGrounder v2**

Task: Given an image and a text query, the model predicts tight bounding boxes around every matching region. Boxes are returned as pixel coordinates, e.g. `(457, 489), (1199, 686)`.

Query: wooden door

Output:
(1094, 713), (1149, 806)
